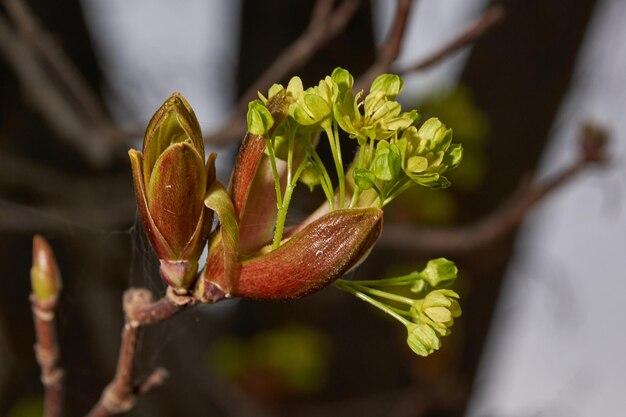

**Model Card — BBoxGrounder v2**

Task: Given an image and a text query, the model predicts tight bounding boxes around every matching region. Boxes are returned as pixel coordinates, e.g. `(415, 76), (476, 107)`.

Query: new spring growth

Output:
(128, 69), (462, 356)
(31, 235), (62, 302)
(129, 93), (216, 293)
(195, 120), (382, 300)
(246, 68), (463, 240)
(334, 258), (461, 357)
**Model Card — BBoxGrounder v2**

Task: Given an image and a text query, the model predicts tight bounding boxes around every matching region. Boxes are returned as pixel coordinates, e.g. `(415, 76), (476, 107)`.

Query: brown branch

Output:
(355, 0), (415, 91)
(205, 0), (361, 146)
(0, 152), (135, 233)
(379, 123), (609, 254)
(0, 15), (95, 156)
(397, 5), (505, 75)
(0, 1), (131, 165)
(85, 288), (193, 417)
(31, 295), (64, 417)
(0, 198), (135, 234)
(135, 368), (169, 395)
(4, 0), (114, 129)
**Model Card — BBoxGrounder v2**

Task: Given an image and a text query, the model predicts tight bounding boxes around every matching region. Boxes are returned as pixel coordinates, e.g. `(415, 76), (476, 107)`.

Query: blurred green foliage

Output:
(8, 397), (43, 417)
(210, 324), (331, 396)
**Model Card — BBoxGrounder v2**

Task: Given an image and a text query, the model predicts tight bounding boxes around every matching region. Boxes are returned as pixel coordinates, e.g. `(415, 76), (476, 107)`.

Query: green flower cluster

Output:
(246, 68), (463, 247)
(245, 69), (463, 356)
(334, 258), (461, 357)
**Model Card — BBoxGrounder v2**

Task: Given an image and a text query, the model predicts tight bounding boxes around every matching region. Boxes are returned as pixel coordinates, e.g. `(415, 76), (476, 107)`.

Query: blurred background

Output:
(1, 0), (625, 416)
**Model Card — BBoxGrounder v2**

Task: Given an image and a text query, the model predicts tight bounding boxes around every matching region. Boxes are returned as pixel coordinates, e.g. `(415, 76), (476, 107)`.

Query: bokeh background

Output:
(1, 1), (625, 416)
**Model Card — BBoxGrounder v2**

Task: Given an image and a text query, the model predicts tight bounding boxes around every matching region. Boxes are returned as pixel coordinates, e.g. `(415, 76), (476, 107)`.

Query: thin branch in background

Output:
(209, 1), (505, 145)
(0, 0), (131, 165)
(0, 14), (97, 158)
(379, 122), (609, 254)
(86, 288), (192, 417)
(135, 368), (169, 396)
(0, 152), (135, 233)
(4, 0), (114, 130)
(355, 0), (415, 91)
(0, 0), (504, 156)
(397, 4), (505, 75)
(205, 0), (361, 146)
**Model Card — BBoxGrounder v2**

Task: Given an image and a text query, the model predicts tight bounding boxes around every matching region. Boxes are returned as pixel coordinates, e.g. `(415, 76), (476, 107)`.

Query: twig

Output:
(31, 295), (64, 417)
(135, 368), (169, 395)
(85, 288), (192, 417)
(4, 0), (114, 130)
(0, 1), (130, 165)
(355, 0), (415, 91)
(30, 236), (64, 417)
(0, 15), (97, 157)
(396, 5), (505, 75)
(379, 123), (608, 253)
(0, 198), (135, 234)
(205, 0), (361, 146)
(0, 152), (135, 233)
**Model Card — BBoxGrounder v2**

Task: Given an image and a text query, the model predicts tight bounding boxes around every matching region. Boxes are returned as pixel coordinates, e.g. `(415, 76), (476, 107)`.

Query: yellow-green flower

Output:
(412, 289), (461, 336)
(290, 76), (338, 127)
(397, 117), (463, 188)
(406, 322), (441, 356)
(334, 72), (418, 142)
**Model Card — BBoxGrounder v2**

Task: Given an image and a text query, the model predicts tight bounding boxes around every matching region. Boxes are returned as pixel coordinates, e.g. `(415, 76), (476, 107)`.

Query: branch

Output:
(134, 368), (169, 396)
(379, 123), (609, 254)
(4, 0), (114, 130)
(0, 152), (135, 233)
(85, 288), (192, 417)
(355, 0), (415, 91)
(205, 0), (361, 146)
(0, 1), (131, 166)
(397, 5), (505, 75)
(31, 295), (64, 417)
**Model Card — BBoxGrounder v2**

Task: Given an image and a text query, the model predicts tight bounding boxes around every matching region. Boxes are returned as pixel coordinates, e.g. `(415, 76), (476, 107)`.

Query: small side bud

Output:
(31, 235), (61, 302)
(159, 260), (198, 294)
(580, 122), (608, 163)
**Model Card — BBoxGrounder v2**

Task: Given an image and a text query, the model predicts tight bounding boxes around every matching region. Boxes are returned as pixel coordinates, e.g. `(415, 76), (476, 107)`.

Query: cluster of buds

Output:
(334, 258), (461, 356)
(129, 68), (463, 356)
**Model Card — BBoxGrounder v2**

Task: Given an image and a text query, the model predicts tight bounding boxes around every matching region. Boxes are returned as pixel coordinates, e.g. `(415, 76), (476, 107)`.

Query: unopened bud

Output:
(30, 235), (61, 302)
(234, 208), (383, 299)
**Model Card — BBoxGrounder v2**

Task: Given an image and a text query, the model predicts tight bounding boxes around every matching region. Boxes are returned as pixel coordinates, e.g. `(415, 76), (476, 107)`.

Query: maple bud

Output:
(194, 110), (383, 301)
(196, 207), (382, 301)
(128, 93), (215, 292)
(235, 208), (382, 299)
(31, 235), (61, 302)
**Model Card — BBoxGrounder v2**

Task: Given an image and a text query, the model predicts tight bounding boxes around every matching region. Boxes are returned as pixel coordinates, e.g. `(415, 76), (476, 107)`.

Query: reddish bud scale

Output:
(195, 237), (235, 300)
(198, 208), (383, 300)
(230, 134), (286, 255)
(230, 134), (266, 218)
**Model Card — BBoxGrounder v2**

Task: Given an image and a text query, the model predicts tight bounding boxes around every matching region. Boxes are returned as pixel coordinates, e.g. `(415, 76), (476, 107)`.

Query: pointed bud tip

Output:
(31, 235), (61, 302)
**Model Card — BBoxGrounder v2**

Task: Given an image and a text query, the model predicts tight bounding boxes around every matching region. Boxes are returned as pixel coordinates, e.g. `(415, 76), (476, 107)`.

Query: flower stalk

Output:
(335, 258), (461, 357)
